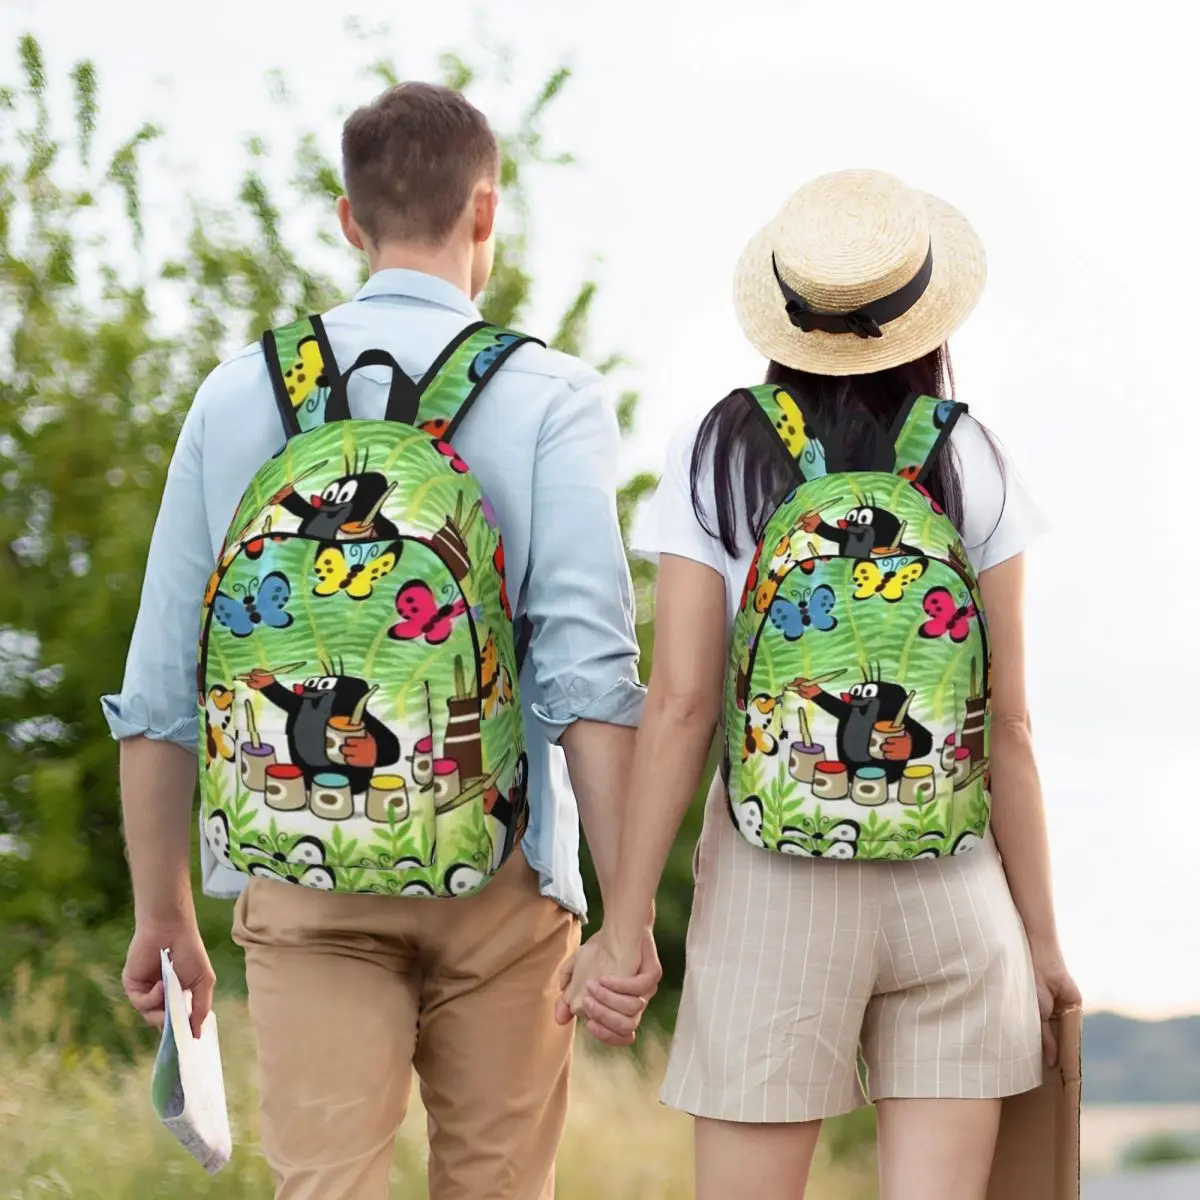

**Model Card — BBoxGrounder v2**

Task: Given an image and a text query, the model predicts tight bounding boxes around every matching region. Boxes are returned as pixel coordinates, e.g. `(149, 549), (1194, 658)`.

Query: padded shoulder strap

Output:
(262, 315), (348, 439)
(740, 383), (828, 483)
(416, 323), (544, 440)
(889, 394), (967, 482)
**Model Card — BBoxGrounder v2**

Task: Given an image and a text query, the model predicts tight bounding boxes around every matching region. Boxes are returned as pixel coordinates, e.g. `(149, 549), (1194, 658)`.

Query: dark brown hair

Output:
(691, 346), (1003, 557)
(341, 82), (499, 245)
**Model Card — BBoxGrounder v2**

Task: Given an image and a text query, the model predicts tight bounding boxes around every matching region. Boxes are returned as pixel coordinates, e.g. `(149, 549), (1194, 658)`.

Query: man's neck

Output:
(366, 241), (474, 300)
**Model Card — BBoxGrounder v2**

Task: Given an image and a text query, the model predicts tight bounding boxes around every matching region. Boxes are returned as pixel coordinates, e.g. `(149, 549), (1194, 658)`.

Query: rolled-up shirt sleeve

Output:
(100, 391), (216, 751)
(524, 372), (646, 741)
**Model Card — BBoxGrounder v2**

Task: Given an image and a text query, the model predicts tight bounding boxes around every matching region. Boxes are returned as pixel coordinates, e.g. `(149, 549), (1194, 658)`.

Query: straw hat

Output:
(733, 169), (986, 376)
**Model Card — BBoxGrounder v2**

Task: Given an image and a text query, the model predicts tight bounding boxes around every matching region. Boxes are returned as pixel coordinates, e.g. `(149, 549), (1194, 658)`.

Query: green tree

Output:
(0, 32), (713, 1039)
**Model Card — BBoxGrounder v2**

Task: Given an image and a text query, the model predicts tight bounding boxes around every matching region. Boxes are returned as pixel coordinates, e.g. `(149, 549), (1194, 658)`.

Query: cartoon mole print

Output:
(242, 669), (401, 798)
(270, 465), (400, 543)
(799, 505), (916, 560)
(793, 677), (932, 783)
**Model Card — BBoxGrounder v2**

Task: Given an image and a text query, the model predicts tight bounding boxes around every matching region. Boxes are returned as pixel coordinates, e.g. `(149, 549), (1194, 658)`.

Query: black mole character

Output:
(793, 678), (932, 783)
(799, 505), (917, 560)
(243, 668), (400, 796)
(270, 470), (400, 543)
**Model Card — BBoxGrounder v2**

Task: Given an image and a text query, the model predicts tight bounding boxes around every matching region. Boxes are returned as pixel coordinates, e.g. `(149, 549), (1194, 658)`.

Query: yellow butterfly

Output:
(852, 556), (927, 603)
(772, 390), (809, 458)
(284, 337), (326, 411)
(313, 542), (400, 600)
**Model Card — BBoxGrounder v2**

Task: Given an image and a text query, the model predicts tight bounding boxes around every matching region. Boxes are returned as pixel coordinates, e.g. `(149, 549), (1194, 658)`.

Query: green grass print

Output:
(201, 421), (522, 895)
(728, 471), (990, 857)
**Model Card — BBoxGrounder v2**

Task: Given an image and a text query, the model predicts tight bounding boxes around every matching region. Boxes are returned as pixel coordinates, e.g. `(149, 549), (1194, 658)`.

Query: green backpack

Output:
(198, 316), (539, 898)
(724, 385), (991, 862)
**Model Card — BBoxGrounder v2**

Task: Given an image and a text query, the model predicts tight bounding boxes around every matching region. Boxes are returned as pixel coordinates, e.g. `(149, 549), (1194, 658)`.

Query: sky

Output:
(2, 0), (1197, 1016)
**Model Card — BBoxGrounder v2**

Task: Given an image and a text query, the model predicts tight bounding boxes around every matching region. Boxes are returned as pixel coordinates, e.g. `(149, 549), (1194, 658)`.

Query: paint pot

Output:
(264, 763), (306, 811)
(940, 733), (958, 774)
(325, 715), (364, 765)
(432, 759), (461, 806)
(240, 741), (276, 792)
(789, 741), (825, 784)
(949, 746), (972, 785)
(899, 764), (935, 806)
(811, 761), (849, 800)
(868, 721), (904, 760)
(411, 735), (435, 787)
(310, 772), (353, 820)
(366, 774), (410, 823)
(851, 766), (888, 806)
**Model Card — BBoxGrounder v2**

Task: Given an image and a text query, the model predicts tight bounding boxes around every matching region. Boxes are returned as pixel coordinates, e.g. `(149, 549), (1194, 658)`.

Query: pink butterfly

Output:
(919, 587), (976, 643)
(389, 580), (468, 644)
(433, 440), (468, 474)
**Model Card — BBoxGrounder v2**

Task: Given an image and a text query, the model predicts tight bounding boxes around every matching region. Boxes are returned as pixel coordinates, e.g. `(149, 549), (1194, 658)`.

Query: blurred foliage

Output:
(1122, 1131), (1200, 1169)
(0, 32), (715, 1040)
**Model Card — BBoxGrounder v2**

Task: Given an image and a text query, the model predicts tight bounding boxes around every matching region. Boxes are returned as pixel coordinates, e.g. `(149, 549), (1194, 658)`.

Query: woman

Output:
(562, 170), (1080, 1199)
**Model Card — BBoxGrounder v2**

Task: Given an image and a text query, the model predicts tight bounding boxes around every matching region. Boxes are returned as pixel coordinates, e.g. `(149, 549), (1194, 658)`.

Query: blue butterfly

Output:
(469, 333), (523, 383)
(768, 584), (838, 641)
(933, 399), (956, 428)
(213, 571), (294, 638)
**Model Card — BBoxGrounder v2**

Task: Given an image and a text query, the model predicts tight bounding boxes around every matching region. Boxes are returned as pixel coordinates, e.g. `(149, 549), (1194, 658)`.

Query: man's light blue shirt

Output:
(101, 269), (645, 918)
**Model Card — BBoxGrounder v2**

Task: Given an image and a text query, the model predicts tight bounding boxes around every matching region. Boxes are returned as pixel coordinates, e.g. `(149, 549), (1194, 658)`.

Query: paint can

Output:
(325, 715), (364, 765)
(812, 761), (849, 800)
(940, 733), (958, 774)
(432, 759), (461, 806)
(789, 741), (825, 784)
(240, 741), (276, 792)
(366, 774), (409, 823)
(949, 746), (972, 785)
(851, 766), (888, 806)
(411, 735), (435, 787)
(264, 763), (306, 811)
(310, 771), (353, 820)
(899, 764), (935, 806)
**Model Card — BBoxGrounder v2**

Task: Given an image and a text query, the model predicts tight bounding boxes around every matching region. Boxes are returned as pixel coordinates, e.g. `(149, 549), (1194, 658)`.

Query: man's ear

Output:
(473, 180), (498, 245)
(337, 195), (366, 251)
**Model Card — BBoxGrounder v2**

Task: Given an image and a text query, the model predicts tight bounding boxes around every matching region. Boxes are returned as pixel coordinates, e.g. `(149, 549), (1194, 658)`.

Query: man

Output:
(105, 82), (659, 1200)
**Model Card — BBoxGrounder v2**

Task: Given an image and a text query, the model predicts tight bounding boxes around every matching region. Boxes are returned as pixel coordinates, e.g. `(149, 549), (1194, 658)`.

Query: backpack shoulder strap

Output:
(416, 323), (544, 440)
(739, 383), (828, 483)
(889, 394), (967, 482)
(262, 314), (349, 438)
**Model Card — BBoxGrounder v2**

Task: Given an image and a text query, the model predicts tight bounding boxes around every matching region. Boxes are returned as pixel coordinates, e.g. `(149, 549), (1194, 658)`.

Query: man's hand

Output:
(555, 926), (660, 1047)
(123, 920), (215, 1040)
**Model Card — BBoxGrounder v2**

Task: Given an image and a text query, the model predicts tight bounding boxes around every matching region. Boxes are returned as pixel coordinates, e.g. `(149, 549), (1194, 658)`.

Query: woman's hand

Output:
(1030, 942), (1081, 1066)
(555, 926), (660, 1047)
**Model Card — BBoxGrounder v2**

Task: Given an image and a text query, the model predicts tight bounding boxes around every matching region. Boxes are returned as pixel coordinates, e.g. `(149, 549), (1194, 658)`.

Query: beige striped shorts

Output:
(661, 777), (1043, 1123)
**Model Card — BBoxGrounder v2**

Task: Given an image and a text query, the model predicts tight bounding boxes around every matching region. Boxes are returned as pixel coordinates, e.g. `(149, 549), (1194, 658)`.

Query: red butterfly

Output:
(389, 580), (469, 644)
(910, 481), (944, 515)
(919, 587), (976, 643)
(899, 464), (920, 481)
(741, 542), (764, 610)
(433, 439), (468, 474)
(493, 541), (512, 619)
(421, 418), (450, 439)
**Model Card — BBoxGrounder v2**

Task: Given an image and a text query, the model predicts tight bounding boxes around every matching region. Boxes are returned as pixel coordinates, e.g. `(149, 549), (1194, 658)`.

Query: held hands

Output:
(555, 926), (661, 1047)
(123, 920), (215, 1041)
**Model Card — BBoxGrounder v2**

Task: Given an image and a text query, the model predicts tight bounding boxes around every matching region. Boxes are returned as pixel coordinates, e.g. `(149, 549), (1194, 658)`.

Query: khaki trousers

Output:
(232, 851), (581, 1200)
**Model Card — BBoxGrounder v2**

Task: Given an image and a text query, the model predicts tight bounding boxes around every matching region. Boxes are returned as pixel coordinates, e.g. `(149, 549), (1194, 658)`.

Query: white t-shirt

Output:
(632, 409), (1048, 628)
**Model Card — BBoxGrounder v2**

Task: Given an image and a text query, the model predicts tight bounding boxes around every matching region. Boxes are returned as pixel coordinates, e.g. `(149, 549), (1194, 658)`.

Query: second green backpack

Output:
(198, 317), (538, 897)
(725, 384), (991, 862)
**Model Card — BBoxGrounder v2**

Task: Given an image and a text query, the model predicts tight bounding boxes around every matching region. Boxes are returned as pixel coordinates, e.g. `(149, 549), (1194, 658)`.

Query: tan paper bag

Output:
(986, 1007), (1082, 1200)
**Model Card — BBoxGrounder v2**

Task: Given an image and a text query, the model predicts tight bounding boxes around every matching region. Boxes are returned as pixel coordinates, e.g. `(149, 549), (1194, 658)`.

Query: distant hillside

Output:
(1085, 1013), (1200, 1104)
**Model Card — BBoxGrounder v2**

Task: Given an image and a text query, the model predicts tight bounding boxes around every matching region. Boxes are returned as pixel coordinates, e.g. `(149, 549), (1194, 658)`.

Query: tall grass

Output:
(0, 965), (877, 1198)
